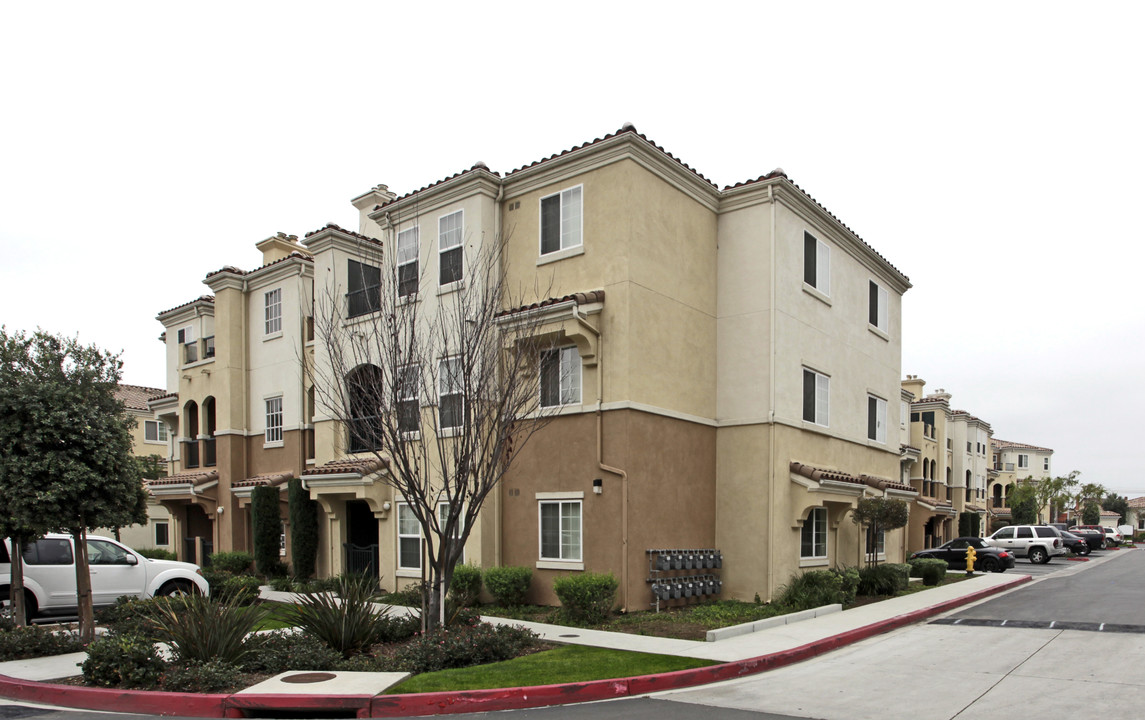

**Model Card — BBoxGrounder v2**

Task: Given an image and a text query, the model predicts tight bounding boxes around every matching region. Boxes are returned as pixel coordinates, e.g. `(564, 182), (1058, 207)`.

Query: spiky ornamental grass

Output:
(150, 594), (268, 664)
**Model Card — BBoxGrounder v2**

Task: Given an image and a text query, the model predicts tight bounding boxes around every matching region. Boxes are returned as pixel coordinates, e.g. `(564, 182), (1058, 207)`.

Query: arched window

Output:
(182, 401), (199, 468)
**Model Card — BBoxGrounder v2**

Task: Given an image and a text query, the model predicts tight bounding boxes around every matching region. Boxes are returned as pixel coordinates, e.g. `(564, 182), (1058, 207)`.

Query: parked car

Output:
(1058, 530), (1090, 556)
(1066, 527), (1105, 551)
(1, 534), (208, 619)
(1101, 527), (1123, 546)
(1071, 525), (1119, 549)
(985, 525), (1068, 564)
(910, 537), (1016, 572)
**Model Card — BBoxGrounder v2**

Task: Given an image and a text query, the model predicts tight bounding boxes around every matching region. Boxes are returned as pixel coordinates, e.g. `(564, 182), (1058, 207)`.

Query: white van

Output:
(1, 534), (209, 619)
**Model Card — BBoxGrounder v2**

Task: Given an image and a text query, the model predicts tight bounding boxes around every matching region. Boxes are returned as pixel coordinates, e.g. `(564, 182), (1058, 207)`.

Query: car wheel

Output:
(1029, 547), (1048, 564)
(21, 590), (38, 621)
(1077, 545), (1090, 556)
(982, 557), (1000, 573)
(157, 580), (194, 597)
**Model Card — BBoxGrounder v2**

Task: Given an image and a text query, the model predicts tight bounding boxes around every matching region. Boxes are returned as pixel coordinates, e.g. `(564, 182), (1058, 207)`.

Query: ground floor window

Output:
(539, 500), (581, 561)
(398, 503), (421, 570)
(801, 507), (827, 559)
(865, 525), (885, 558)
(153, 520), (170, 547)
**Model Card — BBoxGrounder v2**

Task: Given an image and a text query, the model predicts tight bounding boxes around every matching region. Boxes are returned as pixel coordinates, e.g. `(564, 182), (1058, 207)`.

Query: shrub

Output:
(449, 563), (482, 607)
(269, 577), (296, 592)
(0, 624), (83, 661)
(282, 573), (399, 657)
(483, 566), (532, 606)
(776, 567), (859, 611)
(251, 485), (283, 576)
(289, 477), (319, 579)
(151, 594), (268, 664)
(384, 581), (424, 608)
(858, 564), (909, 596)
(242, 630), (342, 674)
(134, 547), (178, 561)
(909, 558), (948, 586)
(392, 620), (538, 674)
(82, 634), (164, 688)
(553, 572), (618, 625)
(94, 596), (163, 638)
(218, 574), (263, 606)
(208, 551), (254, 575)
(161, 660), (241, 693)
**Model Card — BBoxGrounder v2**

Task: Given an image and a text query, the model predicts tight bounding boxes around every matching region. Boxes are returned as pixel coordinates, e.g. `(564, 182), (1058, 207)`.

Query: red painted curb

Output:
(0, 575), (1031, 718)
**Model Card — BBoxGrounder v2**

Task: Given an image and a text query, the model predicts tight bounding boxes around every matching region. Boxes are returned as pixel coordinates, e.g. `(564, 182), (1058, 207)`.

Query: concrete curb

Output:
(0, 574), (1031, 718)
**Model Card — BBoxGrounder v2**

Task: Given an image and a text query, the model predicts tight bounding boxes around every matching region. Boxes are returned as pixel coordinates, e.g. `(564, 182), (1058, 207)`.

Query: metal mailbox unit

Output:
(646, 548), (723, 611)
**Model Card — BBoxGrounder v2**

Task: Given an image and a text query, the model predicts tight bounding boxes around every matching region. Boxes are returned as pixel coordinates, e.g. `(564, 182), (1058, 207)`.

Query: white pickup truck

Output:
(1, 533), (209, 619)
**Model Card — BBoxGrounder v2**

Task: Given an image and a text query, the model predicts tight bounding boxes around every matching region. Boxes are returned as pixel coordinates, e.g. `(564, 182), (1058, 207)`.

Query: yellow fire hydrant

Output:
(965, 545), (977, 574)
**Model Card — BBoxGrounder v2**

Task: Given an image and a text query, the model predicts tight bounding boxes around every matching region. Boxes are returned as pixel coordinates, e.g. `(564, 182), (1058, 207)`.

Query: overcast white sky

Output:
(2, 2), (1142, 496)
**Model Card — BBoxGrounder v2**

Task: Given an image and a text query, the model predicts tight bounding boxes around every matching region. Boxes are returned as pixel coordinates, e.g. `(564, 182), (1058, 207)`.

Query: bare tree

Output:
(309, 231), (560, 630)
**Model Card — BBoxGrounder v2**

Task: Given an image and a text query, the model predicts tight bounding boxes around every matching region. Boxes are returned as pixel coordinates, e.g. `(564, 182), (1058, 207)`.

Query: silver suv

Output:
(985, 525), (1068, 564)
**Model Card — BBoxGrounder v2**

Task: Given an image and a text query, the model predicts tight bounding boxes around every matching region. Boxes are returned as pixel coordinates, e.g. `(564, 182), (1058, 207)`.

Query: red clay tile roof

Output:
(304, 457), (388, 477)
(303, 223), (383, 246)
(495, 290), (605, 319)
(115, 384), (167, 411)
(147, 470), (218, 488)
(205, 251), (313, 279)
(790, 461), (918, 495)
(233, 472), (293, 489)
(148, 392), (178, 404)
(1127, 496), (1145, 508)
(992, 439), (1053, 453)
(157, 295), (214, 317)
(374, 162), (503, 211)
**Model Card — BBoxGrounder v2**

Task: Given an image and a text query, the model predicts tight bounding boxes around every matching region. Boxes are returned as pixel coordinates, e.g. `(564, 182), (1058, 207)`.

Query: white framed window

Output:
(153, 521), (170, 547)
(438, 210), (463, 286)
(438, 501), (463, 563)
(803, 232), (830, 296)
(397, 227), (419, 298)
(801, 507), (827, 559)
(265, 396), (283, 444)
(1043, 457), (1049, 471)
(178, 325), (197, 364)
(868, 280), (888, 331)
(540, 186), (583, 255)
(398, 364), (419, 435)
(438, 357), (464, 431)
(865, 525), (885, 559)
(802, 367), (829, 426)
(900, 400), (908, 430)
(347, 260), (382, 318)
(867, 395), (887, 443)
(398, 502), (421, 570)
(1018, 454), (1029, 469)
(265, 288), (282, 335)
(540, 346), (581, 407)
(144, 420), (168, 444)
(539, 500), (581, 561)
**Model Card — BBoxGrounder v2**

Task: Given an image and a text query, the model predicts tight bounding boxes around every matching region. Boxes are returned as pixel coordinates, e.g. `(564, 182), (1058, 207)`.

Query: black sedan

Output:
(1059, 530), (1091, 556)
(1067, 526), (1105, 550)
(910, 537), (1016, 572)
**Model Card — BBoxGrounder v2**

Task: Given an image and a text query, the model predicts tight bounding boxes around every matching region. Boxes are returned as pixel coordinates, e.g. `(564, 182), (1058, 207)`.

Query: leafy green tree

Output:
(1101, 493), (1129, 524)
(850, 498), (909, 566)
(0, 329), (147, 639)
(1032, 470), (1080, 523)
(1009, 483), (1039, 525)
(288, 477), (318, 579)
(251, 484), (282, 576)
(1082, 500), (1101, 526)
(958, 511), (981, 537)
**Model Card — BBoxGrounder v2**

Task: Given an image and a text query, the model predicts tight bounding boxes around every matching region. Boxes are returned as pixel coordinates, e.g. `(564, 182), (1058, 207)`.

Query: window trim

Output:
(264, 288), (283, 336)
(803, 232), (830, 297)
(539, 185), (584, 256)
(397, 502), (421, 572)
(153, 520), (170, 547)
(265, 395), (284, 446)
(538, 499), (583, 566)
(347, 259), (382, 319)
(867, 394), (887, 444)
(868, 280), (889, 335)
(1017, 454), (1029, 469)
(144, 420), (168, 444)
(438, 357), (464, 433)
(438, 210), (464, 287)
(800, 507), (828, 563)
(540, 346), (582, 408)
(397, 226), (420, 299)
(397, 363), (420, 437)
(802, 367), (830, 427)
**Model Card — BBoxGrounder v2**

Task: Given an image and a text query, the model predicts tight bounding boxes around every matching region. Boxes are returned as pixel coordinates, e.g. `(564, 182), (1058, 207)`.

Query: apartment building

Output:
(148, 125), (913, 606)
(108, 384), (173, 551)
(989, 438), (1054, 526)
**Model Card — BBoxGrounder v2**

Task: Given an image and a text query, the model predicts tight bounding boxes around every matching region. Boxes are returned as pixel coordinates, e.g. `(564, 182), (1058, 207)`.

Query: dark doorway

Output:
(344, 500), (379, 577)
(184, 504), (213, 564)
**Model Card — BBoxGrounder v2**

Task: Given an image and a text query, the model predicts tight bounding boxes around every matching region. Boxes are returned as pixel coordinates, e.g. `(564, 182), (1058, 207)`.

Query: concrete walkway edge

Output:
(0, 574), (1031, 717)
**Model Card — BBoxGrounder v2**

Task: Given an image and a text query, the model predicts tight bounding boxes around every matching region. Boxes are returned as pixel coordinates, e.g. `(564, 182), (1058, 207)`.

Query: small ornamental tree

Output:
(251, 485), (282, 576)
(957, 511), (981, 537)
(1082, 500), (1101, 526)
(851, 498), (909, 566)
(288, 477), (319, 579)
(0, 329), (147, 640)
(1009, 483), (1039, 525)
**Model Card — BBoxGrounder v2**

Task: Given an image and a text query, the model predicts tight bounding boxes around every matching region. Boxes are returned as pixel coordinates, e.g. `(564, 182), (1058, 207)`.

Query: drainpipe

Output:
(494, 182), (504, 568)
(766, 183), (777, 599)
(576, 308), (629, 611)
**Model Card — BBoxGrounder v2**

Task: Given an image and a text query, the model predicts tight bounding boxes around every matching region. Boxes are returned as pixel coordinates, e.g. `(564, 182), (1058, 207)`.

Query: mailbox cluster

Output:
(645, 548), (723, 610)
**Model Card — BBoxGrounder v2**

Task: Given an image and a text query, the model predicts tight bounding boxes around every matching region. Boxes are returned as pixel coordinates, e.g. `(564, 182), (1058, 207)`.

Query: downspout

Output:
(494, 182), (504, 568)
(576, 307), (629, 611)
(767, 183), (778, 599)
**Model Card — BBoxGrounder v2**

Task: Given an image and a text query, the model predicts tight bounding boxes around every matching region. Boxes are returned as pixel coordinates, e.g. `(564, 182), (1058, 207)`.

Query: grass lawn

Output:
(252, 601), (298, 631)
(387, 645), (715, 694)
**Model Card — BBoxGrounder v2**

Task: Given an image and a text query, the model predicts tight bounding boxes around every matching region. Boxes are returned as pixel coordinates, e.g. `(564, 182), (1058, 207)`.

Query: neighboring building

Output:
(148, 125), (914, 606)
(106, 384), (172, 551)
(1126, 497), (1145, 536)
(988, 438), (1054, 526)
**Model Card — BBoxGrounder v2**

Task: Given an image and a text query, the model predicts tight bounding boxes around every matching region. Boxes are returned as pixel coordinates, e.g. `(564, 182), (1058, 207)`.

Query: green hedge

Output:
(908, 558), (948, 586)
(858, 563), (910, 596)
(449, 563), (483, 607)
(208, 551), (254, 575)
(553, 572), (618, 624)
(483, 566), (532, 607)
(776, 567), (860, 611)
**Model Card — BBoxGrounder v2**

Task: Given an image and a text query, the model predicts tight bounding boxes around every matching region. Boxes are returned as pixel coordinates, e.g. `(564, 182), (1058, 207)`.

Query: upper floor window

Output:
(398, 364), (420, 434)
(802, 367), (829, 426)
(801, 507), (827, 559)
(867, 395), (887, 443)
(347, 260), (382, 318)
(1043, 457), (1049, 471)
(265, 288), (282, 335)
(438, 357), (464, 431)
(178, 325), (197, 364)
(397, 227), (419, 298)
(203, 335), (215, 358)
(439, 210), (463, 286)
(900, 401), (908, 429)
(803, 232), (830, 296)
(869, 280), (888, 331)
(144, 420), (168, 444)
(265, 396), (283, 444)
(1018, 454), (1029, 469)
(540, 346), (581, 408)
(540, 186), (582, 255)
